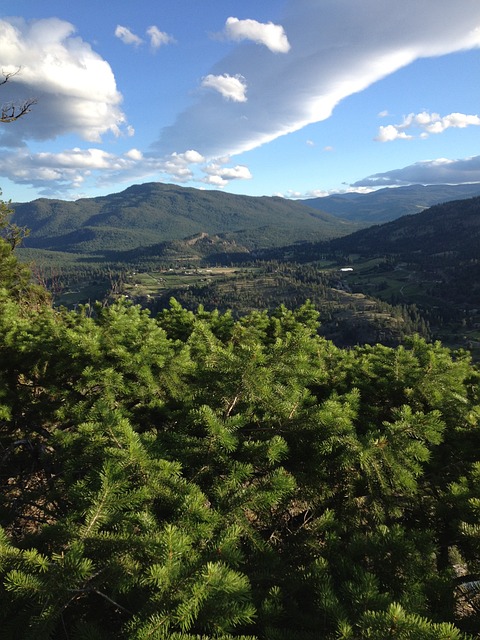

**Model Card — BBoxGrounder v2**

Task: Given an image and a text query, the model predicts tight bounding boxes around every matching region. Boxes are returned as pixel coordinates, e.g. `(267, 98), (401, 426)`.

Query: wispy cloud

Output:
(115, 24), (175, 50)
(0, 17), (127, 146)
(115, 25), (143, 47)
(353, 156), (480, 187)
(282, 186), (373, 199)
(201, 74), (247, 102)
(376, 111), (480, 141)
(223, 17), (290, 53)
(147, 25), (175, 49)
(157, 0), (480, 160)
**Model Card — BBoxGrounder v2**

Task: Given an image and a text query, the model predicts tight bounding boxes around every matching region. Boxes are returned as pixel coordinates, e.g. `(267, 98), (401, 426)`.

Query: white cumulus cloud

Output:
(115, 25), (143, 46)
(375, 124), (414, 142)
(201, 74), (247, 102)
(224, 17), (290, 53)
(125, 148), (143, 161)
(375, 111), (480, 141)
(0, 17), (128, 145)
(203, 161), (252, 187)
(155, 150), (203, 182)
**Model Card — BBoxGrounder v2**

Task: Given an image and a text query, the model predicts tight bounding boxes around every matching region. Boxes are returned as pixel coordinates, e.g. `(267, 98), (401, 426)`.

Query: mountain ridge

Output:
(303, 183), (480, 223)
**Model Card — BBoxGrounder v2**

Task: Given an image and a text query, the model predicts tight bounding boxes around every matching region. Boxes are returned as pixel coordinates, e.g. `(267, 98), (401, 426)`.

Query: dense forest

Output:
(2, 195), (480, 639)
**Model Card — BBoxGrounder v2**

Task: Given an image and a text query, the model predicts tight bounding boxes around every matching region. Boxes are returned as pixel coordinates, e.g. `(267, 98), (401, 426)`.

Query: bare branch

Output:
(1, 99), (36, 123)
(1, 67), (37, 123)
(0, 67), (22, 87)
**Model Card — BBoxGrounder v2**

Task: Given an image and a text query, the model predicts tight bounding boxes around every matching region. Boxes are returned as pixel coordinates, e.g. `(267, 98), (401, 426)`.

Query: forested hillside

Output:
(11, 182), (358, 254)
(328, 195), (480, 257)
(2, 197), (480, 639)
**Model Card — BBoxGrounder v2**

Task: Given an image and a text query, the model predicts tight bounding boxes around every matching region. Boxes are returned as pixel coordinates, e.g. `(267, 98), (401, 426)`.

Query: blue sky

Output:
(2, 0), (480, 202)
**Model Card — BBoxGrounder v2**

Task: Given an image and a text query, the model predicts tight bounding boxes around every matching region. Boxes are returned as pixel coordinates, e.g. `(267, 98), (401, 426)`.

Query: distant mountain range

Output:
(11, 181), (480, 262)
(12, 182), (357, 255)
(303, 183), (480, 223)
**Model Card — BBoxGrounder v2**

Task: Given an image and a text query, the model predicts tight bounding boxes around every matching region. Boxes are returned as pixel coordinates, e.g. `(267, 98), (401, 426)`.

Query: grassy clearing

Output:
(123, 267), (255, 299)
